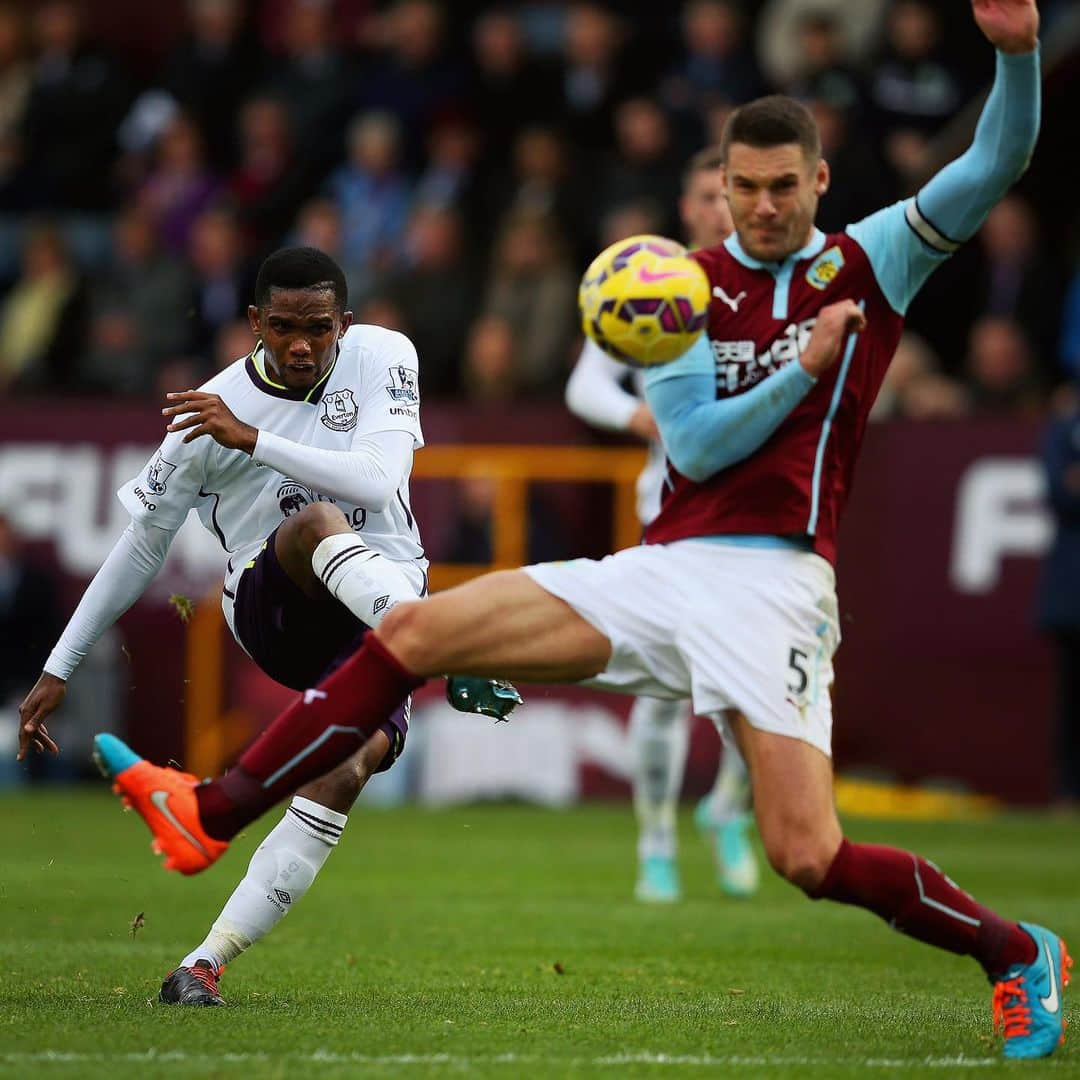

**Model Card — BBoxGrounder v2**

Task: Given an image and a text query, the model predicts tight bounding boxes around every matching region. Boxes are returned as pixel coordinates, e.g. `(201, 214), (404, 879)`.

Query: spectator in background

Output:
(0, 3), (30, 206)
(355, 293), (408, 333)
(598, 99), (682, 237)
(19, 0), (131, 211)
(136, 113), (221, 256)
(413, 116), (483, 226)
(265, 0), (354, 175)
(0, 224), (86, 392)
(965, 316), (1043, 416)
(324, 111), (412, 281)
(382, 204), (477, 396)
(1037, 388), (1080, 804)
(557, 4), (635, 151)
(82, 207), (194, 396)
(213, 317), (256, 371)
(0, 512), (60, 714)
(1061, 265), (1080, 379)
(975, 195), (1064, 370)
(228, 94), (313, 254)
(163, 0), (264, 170)
(661, 0), (762, 118)
(355, 0), (464, 166)
(488, 127), (589, 260)
(808, 96), (895, 232)
(784, 12), (865, 119)
(469, 9), (559, 173)
(597, 199), (667, 249)
(484, 211), (577, 395)
(870, 0), (964, 181)
(289, 196), (368, 303)
(187, 207), (253, 353)
(869, 331), (969, 420)
(462, 313), (517, 402)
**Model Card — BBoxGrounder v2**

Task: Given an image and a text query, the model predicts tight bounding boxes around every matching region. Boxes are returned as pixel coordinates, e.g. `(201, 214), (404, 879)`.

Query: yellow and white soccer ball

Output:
(578, 234), (711, 367)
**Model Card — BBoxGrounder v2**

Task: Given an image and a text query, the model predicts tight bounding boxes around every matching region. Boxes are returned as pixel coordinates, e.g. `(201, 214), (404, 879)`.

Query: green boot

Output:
(445, 677), (523, 721)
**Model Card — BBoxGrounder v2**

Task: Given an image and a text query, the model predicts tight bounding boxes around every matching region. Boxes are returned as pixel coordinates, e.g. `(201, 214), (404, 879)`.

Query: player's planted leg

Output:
(737, 717), (1070, 1059)
(629, 696), (689, 903)
(162, 735), (387, 1004)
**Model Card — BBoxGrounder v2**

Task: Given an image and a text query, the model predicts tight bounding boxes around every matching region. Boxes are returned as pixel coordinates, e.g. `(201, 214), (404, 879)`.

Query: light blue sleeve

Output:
(644, 335), (816, 483)
(847, 48), (1040, 316)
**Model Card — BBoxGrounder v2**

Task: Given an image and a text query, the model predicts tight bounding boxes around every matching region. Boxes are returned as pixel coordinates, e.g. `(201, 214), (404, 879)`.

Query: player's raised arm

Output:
(16, 434), (208, 760)
(848, 0), (1041, 316)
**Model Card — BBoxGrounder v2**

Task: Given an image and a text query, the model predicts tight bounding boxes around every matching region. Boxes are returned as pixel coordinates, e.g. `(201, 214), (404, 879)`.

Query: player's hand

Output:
(627, 403), (660, 443)
(799, 300), (867, 379)
(16, 673), (65, 760)
(972, 0), (1038, 54)
(163, 391), (258, 454)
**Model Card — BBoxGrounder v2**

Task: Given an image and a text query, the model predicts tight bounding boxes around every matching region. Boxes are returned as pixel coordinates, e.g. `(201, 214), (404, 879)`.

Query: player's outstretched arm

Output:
(16, 520), (177, 760)
(646, 302), (866, 482)
(847, 1), (1040, 316)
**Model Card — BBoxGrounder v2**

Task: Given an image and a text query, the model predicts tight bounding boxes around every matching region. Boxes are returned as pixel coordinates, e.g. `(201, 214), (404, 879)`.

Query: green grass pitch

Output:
(0, 790), (1077, 1079)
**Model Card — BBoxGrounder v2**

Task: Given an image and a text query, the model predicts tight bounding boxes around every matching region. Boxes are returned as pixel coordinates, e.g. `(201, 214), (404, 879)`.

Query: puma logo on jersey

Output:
(713, 286), (747, 312)
(303, 688), (328, 705)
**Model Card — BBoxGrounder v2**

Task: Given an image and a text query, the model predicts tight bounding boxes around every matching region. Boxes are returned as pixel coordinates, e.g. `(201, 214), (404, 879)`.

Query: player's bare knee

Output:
(298, 756), (367, 812)
(280, 502), (350, 560)
(762, 832), (835, 892)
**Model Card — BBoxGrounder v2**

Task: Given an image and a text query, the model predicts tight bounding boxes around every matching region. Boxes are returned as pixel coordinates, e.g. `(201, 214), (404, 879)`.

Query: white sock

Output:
(311, 533), (417, 627)
(629, 696), (690, 860)
(179, 796), (347, 970)
(705, 744), (752, 825)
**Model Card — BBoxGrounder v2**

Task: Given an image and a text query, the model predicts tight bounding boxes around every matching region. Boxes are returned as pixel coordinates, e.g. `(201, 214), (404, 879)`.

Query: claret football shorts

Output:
(525, 540), (840, 757)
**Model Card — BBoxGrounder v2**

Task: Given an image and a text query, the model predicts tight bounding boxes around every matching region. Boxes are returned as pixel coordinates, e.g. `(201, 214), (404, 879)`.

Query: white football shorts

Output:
(524, 540), (840, 756)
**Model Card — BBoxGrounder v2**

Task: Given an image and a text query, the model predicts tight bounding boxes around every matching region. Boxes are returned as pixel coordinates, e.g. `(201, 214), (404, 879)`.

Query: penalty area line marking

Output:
(0, 1051), (1002, 1069)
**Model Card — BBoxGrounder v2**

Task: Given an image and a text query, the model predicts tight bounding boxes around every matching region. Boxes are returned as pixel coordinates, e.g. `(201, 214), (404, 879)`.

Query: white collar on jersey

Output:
(724, 227), (827, 274)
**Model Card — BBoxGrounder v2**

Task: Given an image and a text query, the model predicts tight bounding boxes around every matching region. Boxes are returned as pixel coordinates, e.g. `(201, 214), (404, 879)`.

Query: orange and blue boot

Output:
(992, 923), (1072, 1059)
(93, 733), (227, 876)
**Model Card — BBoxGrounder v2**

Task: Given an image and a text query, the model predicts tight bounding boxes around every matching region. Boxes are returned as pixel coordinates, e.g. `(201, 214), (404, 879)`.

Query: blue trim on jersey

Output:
(694, 534), (811, 552)
(772, 260), (795, 320)
(806, 302), (864, 535)
(723, 230), (826, 321)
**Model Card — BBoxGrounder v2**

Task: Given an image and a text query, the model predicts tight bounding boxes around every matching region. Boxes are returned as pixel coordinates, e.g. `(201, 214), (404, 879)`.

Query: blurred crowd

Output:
(0, 0), (1077, 413)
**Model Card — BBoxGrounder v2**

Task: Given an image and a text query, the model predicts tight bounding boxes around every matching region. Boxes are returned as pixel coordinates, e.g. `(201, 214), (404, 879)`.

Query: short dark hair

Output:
(254, 247), (348, 311)
(682, 145), (724, 190)
(719, 95), (821, 163)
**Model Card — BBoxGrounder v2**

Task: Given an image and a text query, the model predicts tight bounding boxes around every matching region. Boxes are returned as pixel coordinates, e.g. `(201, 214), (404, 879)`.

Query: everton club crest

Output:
(321, 388), (358, 432)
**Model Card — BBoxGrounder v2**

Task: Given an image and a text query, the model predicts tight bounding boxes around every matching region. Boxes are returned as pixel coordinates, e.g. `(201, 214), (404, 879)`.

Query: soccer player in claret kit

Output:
(16, 248), (520, 1006)
(33, 0), (1070, 1057)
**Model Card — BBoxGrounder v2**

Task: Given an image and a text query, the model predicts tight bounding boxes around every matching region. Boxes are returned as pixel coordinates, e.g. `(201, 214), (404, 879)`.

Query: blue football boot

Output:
(992, 922), (1072, 1059)
(634, 855), (681, 904)
(694, 798), (759, 898)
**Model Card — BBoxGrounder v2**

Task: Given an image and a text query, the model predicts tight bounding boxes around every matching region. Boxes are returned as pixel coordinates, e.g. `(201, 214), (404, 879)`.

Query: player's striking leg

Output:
(160, 736), (387, 1005)
(736, 717), (1071, 1061)
(629, 696), (689, 903)
(101, 570), (608, 853)
(695, 735), (759, 898)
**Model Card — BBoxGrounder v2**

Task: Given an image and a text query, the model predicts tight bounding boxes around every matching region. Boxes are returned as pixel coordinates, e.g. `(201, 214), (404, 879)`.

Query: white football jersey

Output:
(118, 324), (427, 635)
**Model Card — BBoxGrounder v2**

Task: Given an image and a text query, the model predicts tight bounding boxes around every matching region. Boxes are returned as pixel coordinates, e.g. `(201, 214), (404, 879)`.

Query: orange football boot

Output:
(93, 733), (228, 875)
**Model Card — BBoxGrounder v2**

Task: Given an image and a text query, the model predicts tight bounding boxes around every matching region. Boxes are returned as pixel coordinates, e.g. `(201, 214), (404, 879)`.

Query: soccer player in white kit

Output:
(565, 148), (758, 903)
(16, 248), (519, 1005)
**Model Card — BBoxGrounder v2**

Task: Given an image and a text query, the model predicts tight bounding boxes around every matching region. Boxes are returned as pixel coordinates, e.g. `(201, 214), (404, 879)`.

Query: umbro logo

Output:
(713, 286), (747, 312)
